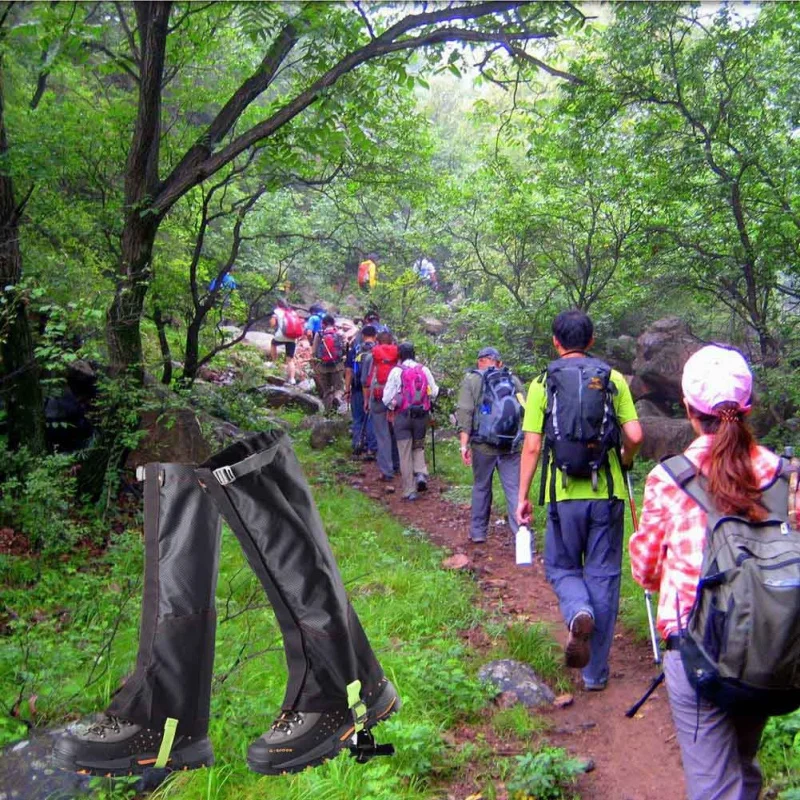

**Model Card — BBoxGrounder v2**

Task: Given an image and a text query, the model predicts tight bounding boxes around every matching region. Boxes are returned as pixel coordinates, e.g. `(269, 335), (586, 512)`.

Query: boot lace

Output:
(86, 715), (133, 738)
(270, 710), (305, 734)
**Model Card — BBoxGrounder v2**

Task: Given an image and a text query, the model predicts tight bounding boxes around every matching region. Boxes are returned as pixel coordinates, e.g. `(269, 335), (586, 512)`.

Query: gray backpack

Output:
(662, 454), (800, 716)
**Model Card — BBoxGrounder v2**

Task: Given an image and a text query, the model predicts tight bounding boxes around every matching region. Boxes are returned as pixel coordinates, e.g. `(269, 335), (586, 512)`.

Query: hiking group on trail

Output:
(52, 299), (800, 800)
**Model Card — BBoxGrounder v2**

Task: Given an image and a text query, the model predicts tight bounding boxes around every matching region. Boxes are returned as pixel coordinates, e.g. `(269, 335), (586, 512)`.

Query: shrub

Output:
(507, 746), (585, 800)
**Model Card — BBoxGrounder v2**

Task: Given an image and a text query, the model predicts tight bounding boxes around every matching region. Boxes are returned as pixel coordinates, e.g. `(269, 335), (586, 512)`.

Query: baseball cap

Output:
(681, 345), (752, 416)
(364, 311), (380, 321)
(477, 346), (501, 360)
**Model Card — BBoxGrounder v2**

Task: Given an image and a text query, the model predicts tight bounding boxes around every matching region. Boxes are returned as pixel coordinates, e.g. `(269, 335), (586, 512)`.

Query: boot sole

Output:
(565, 614), (594, 669)
(247, 681), (401, 776)
(52, 736), (214, 777)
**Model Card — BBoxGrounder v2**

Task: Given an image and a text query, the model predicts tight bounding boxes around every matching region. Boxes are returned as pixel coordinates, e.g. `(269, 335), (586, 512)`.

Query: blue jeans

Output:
(544, 499), (624, 688)
(350, 389), (376, 452)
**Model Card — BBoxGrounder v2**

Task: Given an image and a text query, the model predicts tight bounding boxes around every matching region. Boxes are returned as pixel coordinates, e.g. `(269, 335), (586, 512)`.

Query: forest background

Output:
(1, 2), (799, 799)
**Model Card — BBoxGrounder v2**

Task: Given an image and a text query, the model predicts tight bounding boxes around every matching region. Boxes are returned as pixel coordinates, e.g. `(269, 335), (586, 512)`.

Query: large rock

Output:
(635, 399), (668, 418)
(477, 659), (556, 708)
(255, 385), (324, 415)
(125, 408), (243, 468)
(601, 334), (637, 375)
(309, 418), (349, 449)
(632, 317), (702, 409)
(639, 416), (696, 462)
(421, 316), (445, 335)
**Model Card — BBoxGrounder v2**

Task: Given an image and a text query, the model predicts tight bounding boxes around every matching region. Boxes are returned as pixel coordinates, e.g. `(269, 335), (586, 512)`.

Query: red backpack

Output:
(315, 327), (344, 363)
(282, 308), (304, 339)
(397, 364), (431, 415)
(369, 343), (399, 400)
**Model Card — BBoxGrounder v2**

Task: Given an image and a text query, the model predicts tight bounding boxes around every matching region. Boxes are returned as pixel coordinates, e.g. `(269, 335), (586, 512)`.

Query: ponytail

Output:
(690, 401), (767, 522)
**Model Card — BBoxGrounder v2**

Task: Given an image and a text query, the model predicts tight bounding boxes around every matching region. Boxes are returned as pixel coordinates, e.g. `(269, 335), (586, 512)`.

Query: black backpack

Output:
(470, 367), (523, 451)
(539, 354), (621, 505)
(661, 455), (800, 716)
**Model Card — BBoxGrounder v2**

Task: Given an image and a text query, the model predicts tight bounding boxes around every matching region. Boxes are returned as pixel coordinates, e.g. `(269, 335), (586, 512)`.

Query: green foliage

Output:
(759, 710), (800, 794)
(0, 443), (96, 554)
(507, 747), (584, 800)
(491, 705), (549, 741)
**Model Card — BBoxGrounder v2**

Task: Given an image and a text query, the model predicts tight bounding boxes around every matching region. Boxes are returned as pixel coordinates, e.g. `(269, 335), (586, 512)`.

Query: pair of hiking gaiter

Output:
(106, 430), (384, 739)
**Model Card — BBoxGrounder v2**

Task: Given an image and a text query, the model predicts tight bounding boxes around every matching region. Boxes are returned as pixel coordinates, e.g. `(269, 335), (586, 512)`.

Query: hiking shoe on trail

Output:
(415, 474), (428, 492)
(53, 715), (214, 776)
(403, 492), (419, 502)
(565, 611), (594, 669)
(469, 533), (487, 543)
(379, 473), (394, 482)
(247, 678), (401, 775)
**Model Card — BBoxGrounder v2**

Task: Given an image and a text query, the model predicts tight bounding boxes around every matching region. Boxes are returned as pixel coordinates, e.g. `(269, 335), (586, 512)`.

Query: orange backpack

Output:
(358, 259), (376, 290)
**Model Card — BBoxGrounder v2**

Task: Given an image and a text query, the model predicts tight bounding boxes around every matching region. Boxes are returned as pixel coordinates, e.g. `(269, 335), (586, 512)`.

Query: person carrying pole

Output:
(516, 309), (642, 691)
(630, 345), (800, 800)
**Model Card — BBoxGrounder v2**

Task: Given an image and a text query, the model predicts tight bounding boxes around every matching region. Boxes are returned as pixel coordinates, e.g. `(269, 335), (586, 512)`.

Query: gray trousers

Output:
(544, 499), (624, 688)
(369, 398), (400, 478)
(664, 651), (768, 800)
(470, 448), (520, 540)
(394, 410), (428, 498)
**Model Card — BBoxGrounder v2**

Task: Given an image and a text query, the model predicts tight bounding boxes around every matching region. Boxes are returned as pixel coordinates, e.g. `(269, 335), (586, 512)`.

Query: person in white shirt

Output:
(382, 342), (439, 500)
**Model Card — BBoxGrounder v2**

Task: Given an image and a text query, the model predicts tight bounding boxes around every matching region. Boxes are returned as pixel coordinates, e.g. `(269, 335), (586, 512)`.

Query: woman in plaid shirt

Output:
(630, 345), (780, 800)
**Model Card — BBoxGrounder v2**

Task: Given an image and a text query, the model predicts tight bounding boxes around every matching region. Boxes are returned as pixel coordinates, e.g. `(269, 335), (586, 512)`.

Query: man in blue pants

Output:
(516, 310), (642, 691)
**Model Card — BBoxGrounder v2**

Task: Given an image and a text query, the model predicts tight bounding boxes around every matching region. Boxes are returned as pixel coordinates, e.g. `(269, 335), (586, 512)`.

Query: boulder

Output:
(635, 399), (668, 418)
(309, 418), (349, 449)
(478, 659), (556, 708)
(601, 334), (637, 375)
(421, 316), (445, 335)
(255, 385), (324, 415)
(632, 317), (702, 407)
(125, 408), (243, 468)
(639, 416), (696, 462)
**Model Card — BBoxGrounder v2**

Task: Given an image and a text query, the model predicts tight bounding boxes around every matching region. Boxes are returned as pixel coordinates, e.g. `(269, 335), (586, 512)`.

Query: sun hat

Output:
(681, 344), (753, 416)
(477, 346), (501, 360)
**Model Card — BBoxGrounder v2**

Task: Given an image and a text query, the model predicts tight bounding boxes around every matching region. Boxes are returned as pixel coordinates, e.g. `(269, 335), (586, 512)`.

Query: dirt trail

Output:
(350, 463), (685, 800)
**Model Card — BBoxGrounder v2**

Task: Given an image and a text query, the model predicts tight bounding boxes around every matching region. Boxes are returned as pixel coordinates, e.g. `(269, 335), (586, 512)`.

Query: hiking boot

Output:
(53, 715), (214, 777)
(415, 474), (428, 492)
(565, 611), (594, 669)
(379, 473), (394, 482)
(363, 451), (377, 462)
(247, 678), (401, 775)
(469, 533), (487, 543)
(403, 492), (419, 502)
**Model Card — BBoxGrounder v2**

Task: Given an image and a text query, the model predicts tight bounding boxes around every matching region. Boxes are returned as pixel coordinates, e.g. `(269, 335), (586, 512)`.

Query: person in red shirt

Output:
(630, 345), (780, 800)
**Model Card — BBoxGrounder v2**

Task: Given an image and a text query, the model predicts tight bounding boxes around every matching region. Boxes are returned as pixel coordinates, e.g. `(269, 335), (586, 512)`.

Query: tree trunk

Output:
(105, 2), (171, 380)
(182, 316), (204, 385)
(0, 57), (46, 455)
(153, 306), (173, 385)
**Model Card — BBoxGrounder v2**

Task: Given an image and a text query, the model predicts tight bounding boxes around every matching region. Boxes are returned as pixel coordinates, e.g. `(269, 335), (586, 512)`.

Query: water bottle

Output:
(516, 525), (533, 567)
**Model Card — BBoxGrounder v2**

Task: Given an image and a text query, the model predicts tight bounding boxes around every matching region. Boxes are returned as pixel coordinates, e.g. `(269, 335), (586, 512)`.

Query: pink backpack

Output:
(397, 364), (431, 415)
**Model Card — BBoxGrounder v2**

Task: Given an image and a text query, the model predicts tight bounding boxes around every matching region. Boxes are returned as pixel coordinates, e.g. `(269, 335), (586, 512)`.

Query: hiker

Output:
(311, 314), (345, 411)
(53, 432), (399, 778)
(357, 256), (377, 292)
(516, 309), (642, 690)
(413, 258), (438, 291)
(304, 303), (324, 343)
(456, 346), (525, 543)
(630, 345), (800, 800)
(383, 342), (439, 501)
(269, 299), (303, 385)
(365, 331), (401, 482)
(344, 323), (378, 458)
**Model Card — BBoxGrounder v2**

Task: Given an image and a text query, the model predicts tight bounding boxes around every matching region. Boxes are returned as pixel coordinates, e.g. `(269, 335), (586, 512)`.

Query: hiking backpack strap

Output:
(538, 369), (552, 507)
(659, 454), (712, 513)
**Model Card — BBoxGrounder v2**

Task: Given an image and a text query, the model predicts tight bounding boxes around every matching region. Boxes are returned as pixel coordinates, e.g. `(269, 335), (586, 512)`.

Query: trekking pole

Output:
(625, 470), (661, 667)
(429, 407), (437, 475)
